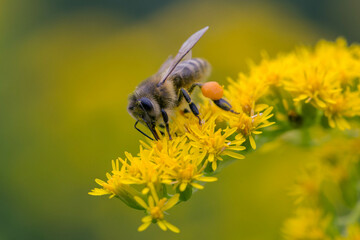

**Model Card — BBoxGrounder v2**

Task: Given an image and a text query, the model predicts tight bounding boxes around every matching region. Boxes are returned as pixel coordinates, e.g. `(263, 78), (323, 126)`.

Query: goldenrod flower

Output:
(317, 138), (360, 183)
(90, 38), (360, 234)
(134, 191), (180, 233)
(185, 115), (246, 171)
(237, 37), (360, 130)
(284, 137), (360, 240)
(163, 152), (217, 192)
(141, 133), (217, 191)
(226, 107), (275, 149)
(289, 164), (323, 205)
(226, 73), (270, 114)
(314, 38), (360, 85)
(324, 87), (360, 130)
(140, 135), (190, 170)
(283, 208), (331, 240)
(88, 159), (143, 210)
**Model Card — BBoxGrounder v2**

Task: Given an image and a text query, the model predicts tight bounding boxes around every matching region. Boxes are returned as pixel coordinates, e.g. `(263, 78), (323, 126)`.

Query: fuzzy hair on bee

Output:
(127, 26), (237, 141)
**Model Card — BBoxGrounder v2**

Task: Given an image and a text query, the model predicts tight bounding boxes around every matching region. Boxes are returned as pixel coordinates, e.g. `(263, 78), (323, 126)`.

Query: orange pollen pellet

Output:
(201, 81), (224, 100)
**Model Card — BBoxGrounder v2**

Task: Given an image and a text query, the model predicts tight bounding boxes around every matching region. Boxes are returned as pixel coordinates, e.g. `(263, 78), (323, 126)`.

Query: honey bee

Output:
(127, 26), (237, 140)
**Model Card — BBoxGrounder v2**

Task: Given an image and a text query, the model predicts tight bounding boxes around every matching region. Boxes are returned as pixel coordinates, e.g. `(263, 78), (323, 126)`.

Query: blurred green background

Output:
(0, 0), (359, 239)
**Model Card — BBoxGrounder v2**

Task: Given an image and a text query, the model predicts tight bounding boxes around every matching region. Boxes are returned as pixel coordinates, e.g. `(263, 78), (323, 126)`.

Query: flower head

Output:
(185, 115), (246, 171)
(283, 208), (332, 240)
(134, 191), (180, 233)
(88, 158), (143, 210)
(163, 151), (217, 192)
(289, 163), (323, 205)
(226, 107), (275, 149)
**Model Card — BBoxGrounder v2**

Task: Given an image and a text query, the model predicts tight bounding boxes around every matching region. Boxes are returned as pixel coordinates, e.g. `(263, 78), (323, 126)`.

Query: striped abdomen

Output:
(170, 58), (211, 92)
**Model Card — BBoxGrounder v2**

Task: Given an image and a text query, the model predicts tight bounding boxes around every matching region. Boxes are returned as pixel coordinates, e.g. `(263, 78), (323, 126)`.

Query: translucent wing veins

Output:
(157, 26), (209, 87)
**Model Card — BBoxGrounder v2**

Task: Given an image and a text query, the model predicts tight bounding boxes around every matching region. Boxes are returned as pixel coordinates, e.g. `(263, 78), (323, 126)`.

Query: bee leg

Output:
(180, 88), (202, 125)
(213, 99), (239, 114)
(178, 83), (202, 103)
(161, 109), (172, 140)
(188, 83), (203, 94)
(178, 83), (201, 115)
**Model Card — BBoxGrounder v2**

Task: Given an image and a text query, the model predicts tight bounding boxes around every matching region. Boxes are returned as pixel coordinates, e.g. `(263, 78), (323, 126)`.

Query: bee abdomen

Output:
(171, 58), (211, 90)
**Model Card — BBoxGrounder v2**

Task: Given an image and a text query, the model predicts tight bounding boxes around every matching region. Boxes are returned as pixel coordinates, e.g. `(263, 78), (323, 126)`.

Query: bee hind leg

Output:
(213, 99), (239, 114)
(161, 109), (172, 140)
(179, 88), (202, 125)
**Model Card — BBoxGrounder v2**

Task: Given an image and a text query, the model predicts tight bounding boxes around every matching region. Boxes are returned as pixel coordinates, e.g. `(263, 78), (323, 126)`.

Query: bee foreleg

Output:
(213, 99), (239, 114)
(161, 109), (172, 140)
(179, 88), (202, 125)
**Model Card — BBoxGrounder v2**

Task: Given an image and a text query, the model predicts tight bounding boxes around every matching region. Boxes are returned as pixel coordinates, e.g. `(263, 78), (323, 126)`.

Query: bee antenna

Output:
(134, 120), (154, 141)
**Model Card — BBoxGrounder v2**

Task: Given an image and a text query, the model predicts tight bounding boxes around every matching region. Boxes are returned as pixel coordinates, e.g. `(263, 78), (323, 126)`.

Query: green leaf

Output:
(178, 185), (193, 201)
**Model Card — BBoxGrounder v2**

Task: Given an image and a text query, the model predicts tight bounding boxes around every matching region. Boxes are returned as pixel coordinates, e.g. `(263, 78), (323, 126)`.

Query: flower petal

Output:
(141, 215), (152, 223)
(163, 194), (179, 211)
(191, 182), (204, 189)
(157, 220), (167, 231)
(249, 135), (256, 149)
(134, 196), (148, 210)
(138, 222), (151, 232)
(88, 188), (109, 196)
(148, 196), (155, 208)
(222, 151), (245, 159)
(163, 220), (180, 233)
(197, 176), (218, 182)
(179, 182), (187, 192)
(212, 161), (217, 171)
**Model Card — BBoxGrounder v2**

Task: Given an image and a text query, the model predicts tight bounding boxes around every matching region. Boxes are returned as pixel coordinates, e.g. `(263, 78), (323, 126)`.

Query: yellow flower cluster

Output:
(283, 208), (332, 240)
(90, 38), (360, 233)
(283, 138), (360, 240)
(89, 110), (258, 232)
(226, 38), (360, 130)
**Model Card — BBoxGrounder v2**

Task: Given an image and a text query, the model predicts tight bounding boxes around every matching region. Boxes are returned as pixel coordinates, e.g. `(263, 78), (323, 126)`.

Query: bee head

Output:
(128, 95), (156, 121)
(127, 95), (160, 140)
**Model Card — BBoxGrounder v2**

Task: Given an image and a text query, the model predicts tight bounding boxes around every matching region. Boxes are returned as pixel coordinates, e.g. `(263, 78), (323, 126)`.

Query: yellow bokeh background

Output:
(0, 0), (356, 239)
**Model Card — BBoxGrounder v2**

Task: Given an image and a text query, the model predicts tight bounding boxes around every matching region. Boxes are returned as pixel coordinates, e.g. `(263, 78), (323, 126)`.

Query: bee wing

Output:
(156, 51), (192, 78)
(156, 55), (173, 75)
(157, 26), (209, 86)
(183, 50), (192, 61)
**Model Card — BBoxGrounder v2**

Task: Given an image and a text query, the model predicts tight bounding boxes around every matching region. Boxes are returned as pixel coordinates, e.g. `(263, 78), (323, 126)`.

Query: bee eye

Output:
(139, 97), (154, 112)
